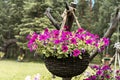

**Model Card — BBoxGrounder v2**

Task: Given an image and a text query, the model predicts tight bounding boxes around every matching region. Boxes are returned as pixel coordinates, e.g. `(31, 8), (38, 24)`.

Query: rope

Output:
(59, 7), (81, 37)
(68, 6), (81, 28)
(59, 12), (67, 38)
(72, 11), (81, 28)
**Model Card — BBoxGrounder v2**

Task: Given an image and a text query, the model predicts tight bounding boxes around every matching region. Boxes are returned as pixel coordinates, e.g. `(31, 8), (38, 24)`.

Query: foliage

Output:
(27, 28), (109, 58)
(15, 1), (52, 50)
(93, 0), (119, 36)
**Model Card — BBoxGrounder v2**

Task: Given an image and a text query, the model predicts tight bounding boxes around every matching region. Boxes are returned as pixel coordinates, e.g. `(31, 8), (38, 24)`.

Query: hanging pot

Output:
(44, 52), (89, 78)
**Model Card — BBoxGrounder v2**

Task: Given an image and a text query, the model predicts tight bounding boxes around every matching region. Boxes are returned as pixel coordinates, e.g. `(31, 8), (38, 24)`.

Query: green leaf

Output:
(79, 55), (82, 59)
(45, 53), (50, 57)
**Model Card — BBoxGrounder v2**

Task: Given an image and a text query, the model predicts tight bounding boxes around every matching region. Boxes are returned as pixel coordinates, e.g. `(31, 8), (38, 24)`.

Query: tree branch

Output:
(90, 7), (120, 61)
(45, 2), (77, 31)
(44, 7), (60, 30)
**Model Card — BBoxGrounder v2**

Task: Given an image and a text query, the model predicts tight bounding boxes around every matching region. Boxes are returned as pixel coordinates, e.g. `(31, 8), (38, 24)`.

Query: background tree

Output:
(0, 0), (24, 58)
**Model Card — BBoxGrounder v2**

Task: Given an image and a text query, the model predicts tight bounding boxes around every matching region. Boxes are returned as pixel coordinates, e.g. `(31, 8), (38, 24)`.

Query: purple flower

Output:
(90, 75), (96, 80)
(73, 49), (81, 57)
(29, 33), (38, 43)
(70, 38), (77, 44)
(102, 37), (110, 46)
(85, 39), (93, 45)
(52, 30), (59, 38)
(61, 35), (68, 41)
(85, 78), (91, 80)
(62, 45), (68, 52)
(27, 33), (38, 51)
(101, 65), (110, 71)
(77, 34), (85, 40)
(94, 34), (100, 39)
(116, 70), (120, 74)
(116, 76), (120, 80)
(77, 28), (84, 33)
(39, 34), (47, 41)
(96, 70), (103, 75)
(64, 25), (69, 30)
(54, 39), (60, 44)
(105, 74), (110, 79)
(81, 48), (86, 53)
(99, 46), (105, 52)
(26, 28), (110, 60)
(94, 43), (99, 47)
(44, 28), (49, 33)
(92, 65), (100, 70)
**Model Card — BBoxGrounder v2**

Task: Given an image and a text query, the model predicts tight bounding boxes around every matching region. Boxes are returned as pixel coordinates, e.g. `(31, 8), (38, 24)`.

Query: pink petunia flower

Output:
(62, 45), (68, 52)
(70, 38), (77, 44)
(73, 49), (81, 57)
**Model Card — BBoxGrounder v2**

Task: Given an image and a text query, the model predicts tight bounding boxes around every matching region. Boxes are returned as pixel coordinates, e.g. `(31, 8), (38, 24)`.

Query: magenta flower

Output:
(27, 28), (110, 59)
(116, 70), (120, 74)
(61, 35), (68, 41)
(54, 39), (60, 44)
(77, 28), (84, 33)
(62, 45), (68, 52)
(44, 28), (49, 33)
(85, 39), (93, 45)
(102, 37), (109, 46)
(96, 70), (103, 75)
(39, 34), (47, 41)
(52, 30), (59, 38)
(85, 78), (91, 80)
(101, 65), (110, 71)
(64, 25), (69, 30)
(116, 76), (120, 80)
(105, 75), (110, 79)
(92, 65), (100, 70)
(94, 43), (99, 47)
(27, 42), (37, 52)
(77, 34), (84, 40)
(73, 49), (81, 57)
(91, 75), (96, 80)
(70, 38), (77, 44)
(29, 33), (38, 43)
(94, 34), (100, 39)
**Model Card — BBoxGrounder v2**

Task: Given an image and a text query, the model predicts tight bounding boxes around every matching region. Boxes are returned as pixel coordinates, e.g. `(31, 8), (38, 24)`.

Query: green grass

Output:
(0, 60), (96, 80)
(0, 60), (61, 80)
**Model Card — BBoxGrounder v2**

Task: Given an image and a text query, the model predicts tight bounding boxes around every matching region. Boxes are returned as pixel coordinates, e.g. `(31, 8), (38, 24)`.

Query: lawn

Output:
(0, 60), (61, 80)
(0, 60), (95, 80)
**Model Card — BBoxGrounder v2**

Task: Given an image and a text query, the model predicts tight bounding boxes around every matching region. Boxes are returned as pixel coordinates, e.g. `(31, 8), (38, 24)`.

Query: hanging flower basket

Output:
(44, 52), (89, 78)
(27, 27), (109, 77)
